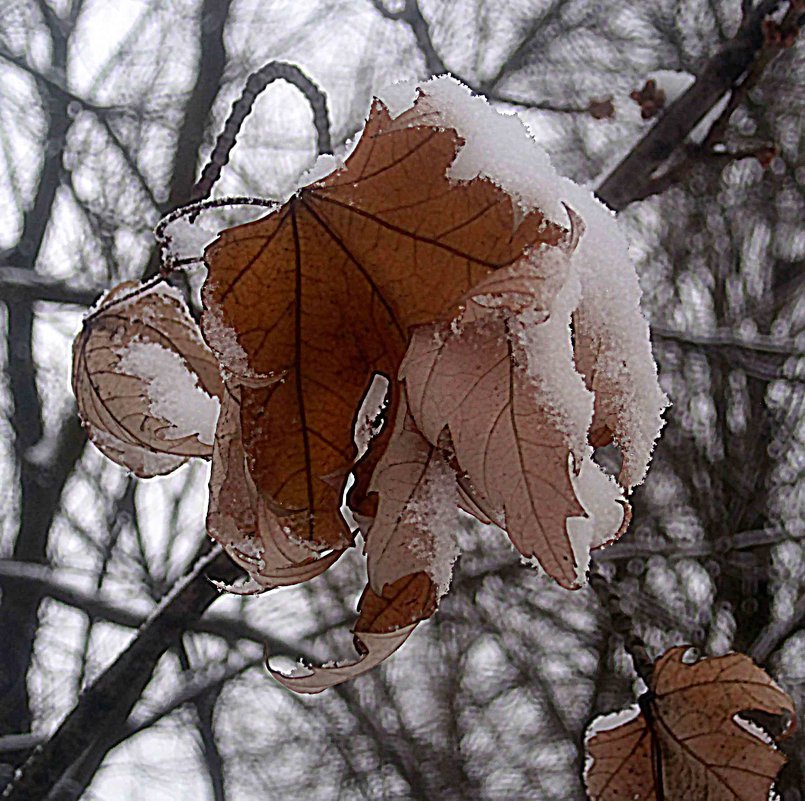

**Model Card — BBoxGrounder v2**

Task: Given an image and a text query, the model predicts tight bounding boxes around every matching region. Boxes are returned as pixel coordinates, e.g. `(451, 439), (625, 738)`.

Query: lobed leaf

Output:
(402, 316), (592, 588)
(585, 647), (797, 801)
(201, 91), (563, 552)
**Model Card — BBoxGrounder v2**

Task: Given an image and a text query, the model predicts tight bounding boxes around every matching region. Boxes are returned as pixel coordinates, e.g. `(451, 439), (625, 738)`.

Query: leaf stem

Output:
(192, 60), (332, 203)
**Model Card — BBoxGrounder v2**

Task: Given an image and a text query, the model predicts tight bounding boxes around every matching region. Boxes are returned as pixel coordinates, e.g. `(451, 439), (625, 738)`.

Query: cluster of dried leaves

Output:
(71, 74), (798, 798)
(75, 83), (662, 691)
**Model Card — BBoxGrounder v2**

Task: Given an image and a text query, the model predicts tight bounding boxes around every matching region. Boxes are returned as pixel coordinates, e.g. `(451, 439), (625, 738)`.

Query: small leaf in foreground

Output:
(584, 647), (797, 801)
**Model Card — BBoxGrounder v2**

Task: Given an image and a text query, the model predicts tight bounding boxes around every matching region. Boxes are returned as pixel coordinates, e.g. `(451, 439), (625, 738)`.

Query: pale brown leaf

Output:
(401, 316), (587, 588)
(366, 397), (457, 597)
(72, 282), (223, 477)
(268, 625), (416, 695)
(268, 572), (436, 694)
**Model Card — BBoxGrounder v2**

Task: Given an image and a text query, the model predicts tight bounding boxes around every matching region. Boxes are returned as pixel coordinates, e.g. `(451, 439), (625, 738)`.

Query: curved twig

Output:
(192, 60), (332, 202)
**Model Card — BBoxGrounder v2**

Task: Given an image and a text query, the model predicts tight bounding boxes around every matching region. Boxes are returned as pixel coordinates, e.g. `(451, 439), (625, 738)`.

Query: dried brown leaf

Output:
(366, 397), (456, 597)
(585, 647), (797, 801)
(201, 91), (564, 553)
(207, 384), (343, 589)
(268, 625), (417, 695)
(72, 282), (223, 477)
(268, 573), (435, 694)
(401, 316), (588, 588)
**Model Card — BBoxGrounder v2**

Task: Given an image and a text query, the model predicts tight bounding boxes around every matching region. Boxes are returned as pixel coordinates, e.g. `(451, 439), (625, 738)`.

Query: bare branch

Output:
(751, 593), (805, 664)
(588, 570), (655, 687)
(0, 46), (161, 212)
(596, 0), (787, 210)
(0, 559), (314, 656)
(0, 266), (100, 306)
(176, 642), (227, 801)
(370, 0), (448, 76)
(0, 549), (239, 801)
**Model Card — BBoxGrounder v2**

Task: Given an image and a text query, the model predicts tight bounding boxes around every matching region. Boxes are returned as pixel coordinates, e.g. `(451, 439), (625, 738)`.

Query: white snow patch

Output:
(354, 374), (390, 459)
(201, 298), (256, 380)
(647, 70), (729, 143)
(734, 714), (775, 746)
(405, 452), (460, 598)
(377, 75), (566, 224)
(117, 339), (219, 445)
(511, 267), (594, 462)
(583, 704), (643, 786)
(558, 180), (668, 487)
(585, 704), (641, 737)
(648, 69), (695, 104)
(298, 153), (343, 188)
(568, 456), (626, 582)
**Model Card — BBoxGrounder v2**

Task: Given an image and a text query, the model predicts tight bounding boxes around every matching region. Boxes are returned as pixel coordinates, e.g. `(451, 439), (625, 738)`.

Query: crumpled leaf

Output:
(269, 570), (436, 694)
(72, 281), (223, 477)
(366, 397), (458, 598)
(402, 315), (589, 588)
(269, 401), (446, 693)
(268, 625), (417, 695)
(207, 384), (343, 589)
(74, 75), (667, 692)
(585, 647), (797, 801)
(201, 89), (563, 552)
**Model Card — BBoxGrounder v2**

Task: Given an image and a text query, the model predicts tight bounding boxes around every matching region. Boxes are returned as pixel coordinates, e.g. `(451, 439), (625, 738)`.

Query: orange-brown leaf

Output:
(207, 384), (343, 589)
(585, 647), (797, 801)
(202, 92), (563, 552)
(355, 572), (437, 636)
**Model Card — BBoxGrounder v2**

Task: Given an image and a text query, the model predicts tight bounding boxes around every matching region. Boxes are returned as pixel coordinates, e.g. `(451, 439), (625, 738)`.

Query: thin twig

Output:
(370, 0), (448, 76)
(750, 593), (805, 663)
(588, 571), (655, 687)
(192, 61), (332, 202)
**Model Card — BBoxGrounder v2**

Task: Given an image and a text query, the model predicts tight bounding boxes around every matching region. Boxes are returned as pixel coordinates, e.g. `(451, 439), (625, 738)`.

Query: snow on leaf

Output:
(366, 397), (458, 600)
(201, 82), (564, 553)
(74, 75), (667, 691)
(584, 647), (797, 801)
(402, 315), (597, 589)
(560, 182), (668, 488)
(72, 281), (223, 477)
